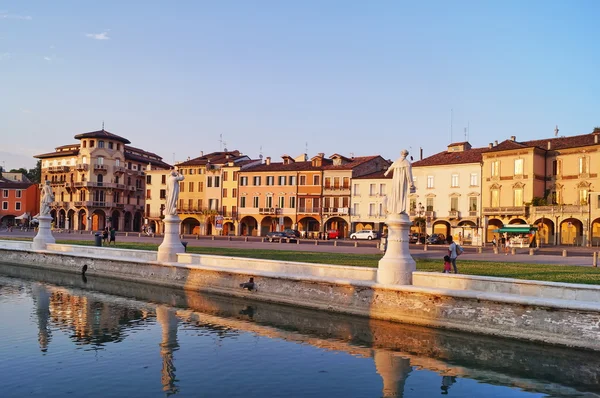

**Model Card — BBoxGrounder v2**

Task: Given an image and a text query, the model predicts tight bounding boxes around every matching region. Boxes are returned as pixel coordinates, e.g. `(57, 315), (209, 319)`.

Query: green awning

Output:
(493, 226), (537, 233)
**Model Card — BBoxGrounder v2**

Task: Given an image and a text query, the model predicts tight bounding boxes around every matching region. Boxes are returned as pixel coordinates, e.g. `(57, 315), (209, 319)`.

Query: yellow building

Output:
(482, 129), (600, 245)
(350, 170), (391, 235)
(145, 168), (170, 234)
(35, 130), (169, 232)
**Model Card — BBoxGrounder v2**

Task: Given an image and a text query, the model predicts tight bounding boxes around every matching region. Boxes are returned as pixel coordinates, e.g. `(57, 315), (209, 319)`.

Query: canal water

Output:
(0, 263), (598, 398)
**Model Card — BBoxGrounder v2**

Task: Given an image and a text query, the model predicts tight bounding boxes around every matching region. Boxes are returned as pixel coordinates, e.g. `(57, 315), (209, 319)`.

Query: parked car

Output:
(350, 230), (378, 240)
(409, 233), (419, 244)
(284, 229), (301, 238)
(426, 233), (446, 245)
(266, 231), (287, 242)
(327, 229), (339, 239)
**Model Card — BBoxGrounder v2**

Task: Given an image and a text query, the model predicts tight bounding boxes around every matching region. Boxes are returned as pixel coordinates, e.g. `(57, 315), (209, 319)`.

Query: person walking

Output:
(109, 227), (116, 246)
(102, 227), (109, 245)
(505, 238), (511, 255)
(447, 235), (461, 274)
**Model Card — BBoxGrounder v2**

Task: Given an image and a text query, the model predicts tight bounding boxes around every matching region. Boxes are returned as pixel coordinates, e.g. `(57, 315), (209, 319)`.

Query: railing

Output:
(93, 164), (108, 171)
(532, 205), (587, 214)
(448, 210), (460, 219)
(298, 207), (320, 213)
(222, 210), (238, 218)
(323, 207), (349, 215)
(47, 166), (70, 173)
(178, 206), (222, 214)
(323, 186), (350, 191)
(128, 186), (136, 191)
(469, 210), (478, 217)
(482, 206), (528, 216)
(49, 181), (66, 186)
(424, 210), (435, 218)
(113, 166), (127, 174)
(73, 201), (124, 208)
(259, 207), (276, 215)
(75, 164), (89, 171)
(73, 182), (127, 189)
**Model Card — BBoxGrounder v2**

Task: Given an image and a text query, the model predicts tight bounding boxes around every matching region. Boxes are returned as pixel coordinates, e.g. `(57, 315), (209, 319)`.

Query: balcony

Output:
(113, 166), (127, 175)
(93, 164), (108, 172)
(323, 207), (349, 216)
(469, 210), (478, 217)
(128, 186), (136, 192)
(424, 210), (435, 218)
(49, 181), (66, 187)
(48, 165), (70, 173)
(448, 210), (460, 219)
(482, 206), (528, 216)
(323, 185), (350, 191)
(259, 207), (277, 215)
(298, 207), (320, 214)
(73, 201), (124, 208)
(532, 205), (587, 215)
(75, 164), (89, 171)
(72, 182), (128, 190)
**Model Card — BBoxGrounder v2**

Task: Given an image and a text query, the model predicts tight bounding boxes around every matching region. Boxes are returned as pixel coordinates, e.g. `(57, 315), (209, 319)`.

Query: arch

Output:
(111, 210), (120, 230)
(325, 216), (349, 238)
(181, 217), (200, 235)
(67, 209), (76, 230)
(592, 218), (600, 246)
(58, 209), (67, 229)
(297, 216), (320, 239)
(261, 216), (277, 235)
(78, 209), (87, 230)
(0, 215), (16, 226)
(239, 216), (258, 236)
(223, 221), (235, 236)
(97, 174), (104, 184)
(487, 218), (503, 242)
(508, 218), (527, 225)
(560, 218), (583, 245)
(92, 209), (106, 230)
(133, 211), (143, 232)
(50, 209), (57, 227)
(456, 220), (477, 245)
(124, 211), (132, 232)
(533, 218), (554, 245)
(355, 222), (365, 232)
(432, 220), (450, 240)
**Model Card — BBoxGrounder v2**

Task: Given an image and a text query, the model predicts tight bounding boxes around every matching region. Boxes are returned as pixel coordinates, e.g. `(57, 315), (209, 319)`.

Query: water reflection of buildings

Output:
(12, 265), (600, 398)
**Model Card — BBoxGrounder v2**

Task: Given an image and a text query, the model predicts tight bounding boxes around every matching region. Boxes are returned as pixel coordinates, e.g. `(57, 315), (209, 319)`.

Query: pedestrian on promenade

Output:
(102, 227), (109, 245)
(492, 235), (497, 248)
(500, 235), (506, 251)
(109, 227), (116, 246)
(505, 238), (511, 255)
(447, 235), (462, 274)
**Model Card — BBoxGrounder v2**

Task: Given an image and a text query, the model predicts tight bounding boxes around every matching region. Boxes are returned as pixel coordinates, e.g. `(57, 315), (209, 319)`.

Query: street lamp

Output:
(416, 202), (425, 244)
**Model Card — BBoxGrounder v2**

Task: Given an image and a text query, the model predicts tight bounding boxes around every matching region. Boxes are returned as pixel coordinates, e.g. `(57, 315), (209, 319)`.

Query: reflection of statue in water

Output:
(40, 181), (54, 216)
(165, 169), (185, 216)
(157, 306), (180, 396)
(441, 376), (457, 395)
(384, 150), (415, 215)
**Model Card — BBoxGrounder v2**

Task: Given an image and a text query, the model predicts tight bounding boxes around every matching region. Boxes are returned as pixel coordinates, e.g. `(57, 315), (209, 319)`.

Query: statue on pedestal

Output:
(384, 150), (415, 215)
(40, 181), (54, 217)
(165, 168), (185, 216)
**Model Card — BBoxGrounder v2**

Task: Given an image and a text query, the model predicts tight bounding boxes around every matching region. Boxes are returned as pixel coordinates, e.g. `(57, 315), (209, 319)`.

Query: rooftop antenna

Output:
(259, 145), (263, 160)
(102, 121), (104, 131)
(223, 141), (228, 152)
(219, 134), (223, 151)
(554, 125), (559, 137)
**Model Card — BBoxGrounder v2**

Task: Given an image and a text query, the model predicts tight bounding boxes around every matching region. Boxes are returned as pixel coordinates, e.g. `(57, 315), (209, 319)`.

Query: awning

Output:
(493, 226), (538, 234)
(14, 213), (29, 220)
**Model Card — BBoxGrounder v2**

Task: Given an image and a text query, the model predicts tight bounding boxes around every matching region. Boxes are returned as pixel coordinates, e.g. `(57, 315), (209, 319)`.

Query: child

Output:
(443, 255), (452, 273)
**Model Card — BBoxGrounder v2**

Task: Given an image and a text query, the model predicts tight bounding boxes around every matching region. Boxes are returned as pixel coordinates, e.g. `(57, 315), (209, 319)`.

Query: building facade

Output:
(0, 174), (40, 227)
(34, 130), (170, 232)
(350, 170), (390, 235)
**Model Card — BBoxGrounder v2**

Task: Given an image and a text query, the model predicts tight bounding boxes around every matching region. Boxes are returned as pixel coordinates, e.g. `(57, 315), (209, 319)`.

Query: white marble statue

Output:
(384, 150), (415, 215)
(165, 168), (185, 216)
(40, 181), (54, 216)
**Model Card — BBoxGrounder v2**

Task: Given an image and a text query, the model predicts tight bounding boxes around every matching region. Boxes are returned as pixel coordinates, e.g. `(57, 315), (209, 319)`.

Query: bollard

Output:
(228, 236), (232, 241)
(423, 244), (428, 251)
(296, 238), (300, 245)
(245, 237), (248, 242)
(261, 238), (265, 243)
(562, 249), (567, 257)
(125, 232), (129, 237)
(493, 247), (498, 254)
(315, 240), (318, 246)
(477, 247), (483, 254)
(212, 236), (215, 241)
(334, 241), (337, 247)
(196, 235), (199, 240)
(511, 247), (516, 255)
(529, 248), (534, 256)
(354, 241), (358, 247)
(593, 252), (598, 267)
(138, 233), (142, 238)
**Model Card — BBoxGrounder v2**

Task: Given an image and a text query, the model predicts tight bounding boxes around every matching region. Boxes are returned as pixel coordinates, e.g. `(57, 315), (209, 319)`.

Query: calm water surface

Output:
(0, 262), (598, 398)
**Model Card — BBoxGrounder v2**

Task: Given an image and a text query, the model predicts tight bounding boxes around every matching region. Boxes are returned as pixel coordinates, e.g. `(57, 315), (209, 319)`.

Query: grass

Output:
(3, 237), (600, 285)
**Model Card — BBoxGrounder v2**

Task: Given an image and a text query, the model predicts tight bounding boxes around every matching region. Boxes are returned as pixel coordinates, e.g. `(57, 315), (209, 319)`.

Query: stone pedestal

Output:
(157, 214), (185, 263)
(377, 213), (415, 285)
(32, 215), (56, 250)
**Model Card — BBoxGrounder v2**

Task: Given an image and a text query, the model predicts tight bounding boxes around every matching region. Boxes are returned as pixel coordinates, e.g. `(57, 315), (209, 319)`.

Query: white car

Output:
(350, 230), (378, 240)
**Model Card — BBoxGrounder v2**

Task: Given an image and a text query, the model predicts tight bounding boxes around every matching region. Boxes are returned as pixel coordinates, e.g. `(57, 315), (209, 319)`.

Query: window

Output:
(313, 175), (320, 185)
(199, 182), (204, 192)
(146, 189), (151, 199)
(514, 188), (523, 206)
(90, 140), (95, 148)
(188, 182), (194, 192)
(82, 141), (87, 148)
(410, 198), (416, 212)
(343, 177), (350, 189)
(146, 175), (152, 184)
(2, 190), (8, 198)
(108, 142), (113, 150)
(208, 199), (218, 211)
(470, 173), (478, 186)
(299, 175), (306, 185)
(426, 198), (434, 211)
(369, 203), (376, 216)
(232, 188), (237, 198)
(469, 197), (477, 212)
(2, 202), (8, 210)
(491, 161), (500, 177)
(266, 196), (273, 208)
(252, 196), (259, 208)
(16, 190), (22, 198)
(580, 188), (589, 205)
(552, 160), (562, 176)
(240, 196), (246, 208)
(333, 177), (340, 189)
(288, 175), (296, 185)
(240, 176), (248, 186)
(353, 203), (359, 216)
(379, 184), (385, 195)
(491, 189), (500, 207)
(278, 196), (285, 208)
(266, 176), (274, 186)
(179, 182), (185, 192)
(233, 171), (238, 180)
(514, 159), (523, 175)
(324, 177), (331, 188)
(353, 184), (360, 196)
(427, 176), (434, 189)
(289, 196), (296, 208)
(98, 140), (105, 148)
(579, 157), (588, 174)
(161, 175), (166, 184)
(278, 176), (286, 185)
(82, 156), (87, 164)
(451, 174), (459, 187)
(207, 177), (212, 188)
(197, 199), (203, 209)
(369, 184), (376, 196)
(253, 176), (261, 186)
(379, 203), (384, 216)
(223, 188), (228, 198)
(97, 156), (104, 165)
(450, 197), (458, 211)
(214, 176), (220, 188)
(222, 171), (228, 181)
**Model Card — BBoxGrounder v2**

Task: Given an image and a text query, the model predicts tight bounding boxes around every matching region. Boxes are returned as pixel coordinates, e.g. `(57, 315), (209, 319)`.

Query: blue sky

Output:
(1, 1), (599, 170)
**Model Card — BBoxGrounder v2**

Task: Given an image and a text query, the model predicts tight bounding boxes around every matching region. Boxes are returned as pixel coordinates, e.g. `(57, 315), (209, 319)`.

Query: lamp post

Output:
(416, 202), (425, 244)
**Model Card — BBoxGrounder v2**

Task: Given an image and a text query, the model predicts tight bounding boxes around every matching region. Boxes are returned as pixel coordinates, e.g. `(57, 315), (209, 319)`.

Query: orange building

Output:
(0, 174), (40, 227)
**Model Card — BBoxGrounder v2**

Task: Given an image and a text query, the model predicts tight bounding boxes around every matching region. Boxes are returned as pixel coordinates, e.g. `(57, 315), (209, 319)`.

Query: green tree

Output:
(7, 160), (41, 183)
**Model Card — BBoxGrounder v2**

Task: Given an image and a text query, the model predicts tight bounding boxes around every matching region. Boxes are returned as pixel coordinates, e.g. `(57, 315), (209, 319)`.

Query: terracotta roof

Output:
(74, 129), (131, 144)
(484, 131), (600, 153)
(34, 148), (80, 159)
(125, 152), (171, 169)
(412, 147), (486, 167)
(353, 170), (392, 180)
(176, 151), (247, 167)
(243, 161), (321, 172)
(124, 145), (163, 160)
(0, 177), (33, 189)
(322, 155), (382, 170)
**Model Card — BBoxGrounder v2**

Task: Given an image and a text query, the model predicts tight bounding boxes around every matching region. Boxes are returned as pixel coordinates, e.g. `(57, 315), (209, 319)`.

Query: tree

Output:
(6, 160), (41, 183)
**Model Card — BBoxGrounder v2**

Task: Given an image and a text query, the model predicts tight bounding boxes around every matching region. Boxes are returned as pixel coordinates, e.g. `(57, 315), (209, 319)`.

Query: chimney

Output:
(596, 135), (599, 144)
(494, 140), (498, 146)
(265, 156), (271, 165)
(420, 147), (423, 160)
(488, 143), (493, 149)
(200, 151), (204, 157)
(318, 152), (325, 158)
(547, 141), (552, 150)
(510, 135), (516, 141)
